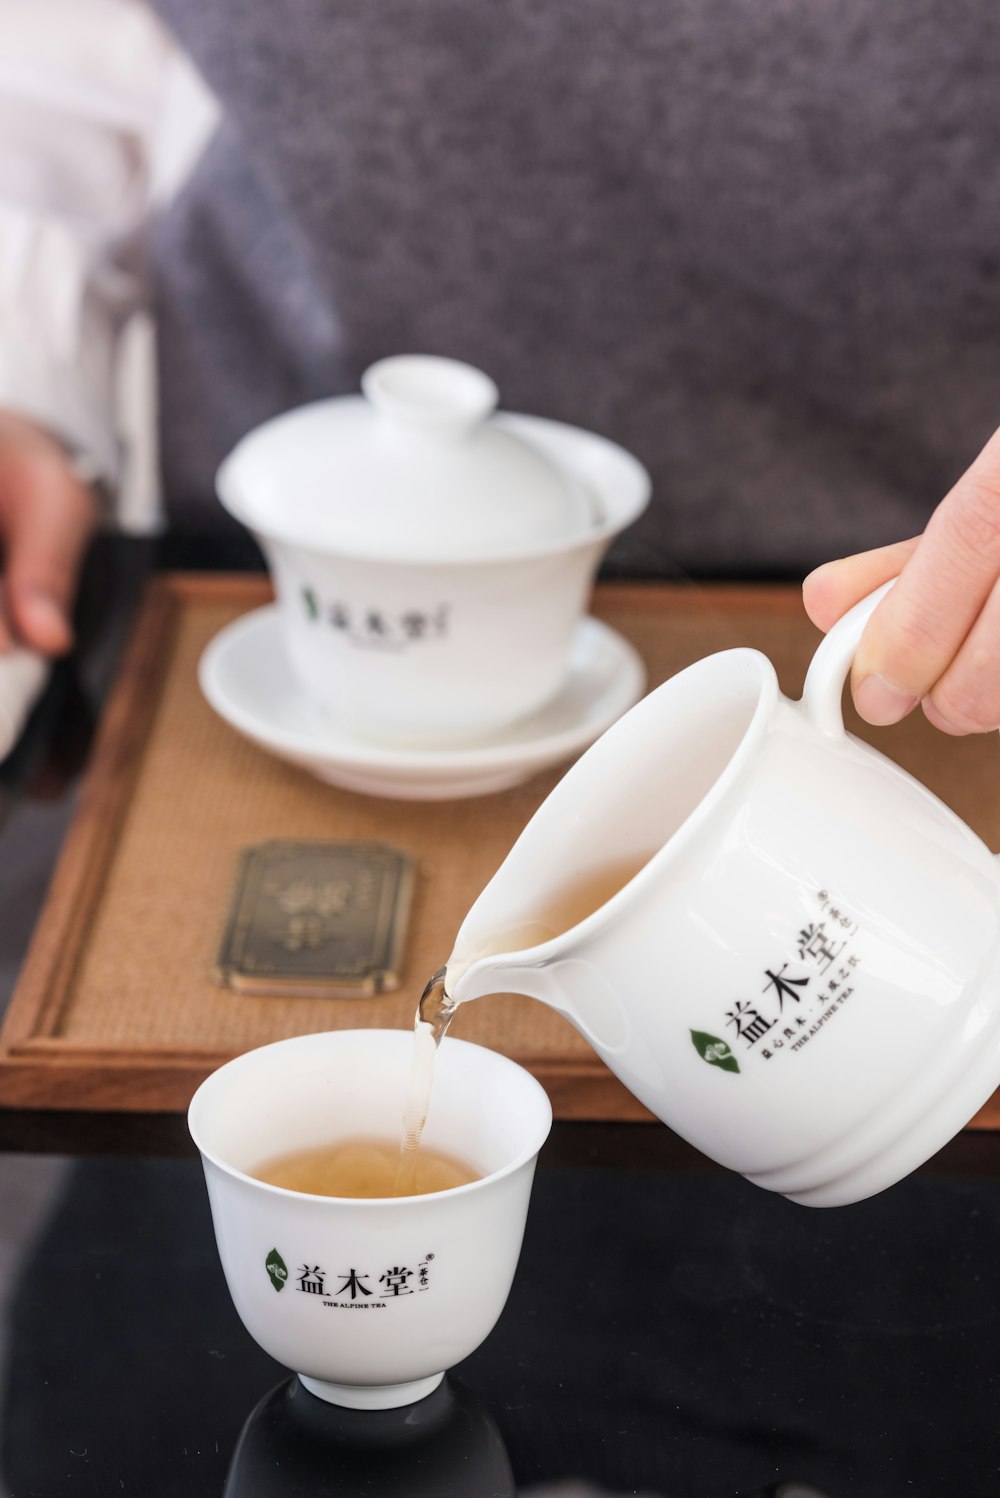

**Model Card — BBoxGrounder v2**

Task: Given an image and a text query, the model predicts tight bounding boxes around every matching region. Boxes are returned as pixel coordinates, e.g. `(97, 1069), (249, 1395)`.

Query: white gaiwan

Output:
(216, 355), (649, 747)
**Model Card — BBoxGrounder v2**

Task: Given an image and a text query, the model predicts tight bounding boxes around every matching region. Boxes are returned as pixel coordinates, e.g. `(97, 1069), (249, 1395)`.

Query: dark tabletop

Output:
(0, 539), (998, 1498)
(2, 1146), (1000, 1497)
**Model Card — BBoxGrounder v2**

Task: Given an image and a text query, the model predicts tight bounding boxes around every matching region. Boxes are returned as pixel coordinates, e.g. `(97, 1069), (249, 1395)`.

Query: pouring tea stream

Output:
(431, 584), (1000, 1207)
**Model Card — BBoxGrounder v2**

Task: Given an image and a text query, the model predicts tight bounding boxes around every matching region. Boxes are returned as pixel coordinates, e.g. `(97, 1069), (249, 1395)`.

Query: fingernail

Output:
(854, 674), (918, 726)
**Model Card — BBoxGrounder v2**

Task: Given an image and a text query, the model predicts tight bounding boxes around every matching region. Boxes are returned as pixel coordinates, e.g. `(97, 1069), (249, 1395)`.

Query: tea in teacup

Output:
(252, 1136), (480, 1199)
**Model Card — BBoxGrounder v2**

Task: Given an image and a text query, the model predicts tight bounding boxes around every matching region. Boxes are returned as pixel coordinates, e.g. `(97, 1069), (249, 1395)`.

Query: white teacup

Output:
(188, 1030), (552, 1409)
(215, 357), (649, 746)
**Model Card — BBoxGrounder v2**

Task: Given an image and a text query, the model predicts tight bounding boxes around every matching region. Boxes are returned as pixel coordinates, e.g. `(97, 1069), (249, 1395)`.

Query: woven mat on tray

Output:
(4, 575), (998, 1117)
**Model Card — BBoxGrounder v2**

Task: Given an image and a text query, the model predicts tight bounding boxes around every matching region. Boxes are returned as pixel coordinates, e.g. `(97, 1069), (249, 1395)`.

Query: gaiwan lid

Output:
(216, 355), (595, 562)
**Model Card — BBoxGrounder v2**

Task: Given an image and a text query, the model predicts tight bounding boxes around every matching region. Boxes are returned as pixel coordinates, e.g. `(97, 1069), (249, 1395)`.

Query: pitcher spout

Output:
(445, 950), (554, 1009)
(446, 945), (631, 1059)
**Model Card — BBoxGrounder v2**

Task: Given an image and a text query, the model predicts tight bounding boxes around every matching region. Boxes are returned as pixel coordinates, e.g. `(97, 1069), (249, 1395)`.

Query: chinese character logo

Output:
(691, 892), (864, 1072)
(300, 588), (450, 650)
(797, 922), (844, 973)
(297, 1265), (326, 1296)
(763, 964), (810, 1010)
(379, 1266), (414, 1297)
(725, 1001), (774, 1048)
(334, 1269), (373, 1301)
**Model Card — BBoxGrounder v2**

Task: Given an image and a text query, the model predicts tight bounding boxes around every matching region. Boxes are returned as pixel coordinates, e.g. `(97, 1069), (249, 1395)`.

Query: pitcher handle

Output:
(800, 580), (895, 738)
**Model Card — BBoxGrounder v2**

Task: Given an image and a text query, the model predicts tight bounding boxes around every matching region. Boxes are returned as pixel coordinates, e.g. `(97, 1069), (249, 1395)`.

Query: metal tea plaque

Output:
(216, 840), (415, 997)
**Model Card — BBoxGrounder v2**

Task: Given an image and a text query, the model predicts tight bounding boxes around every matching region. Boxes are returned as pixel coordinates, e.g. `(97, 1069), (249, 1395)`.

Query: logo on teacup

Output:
(691, 890), (864, 1074)
(265, 1248), (289, 1291)
(301, 587), (450, 652)
(265, 1249), (436, 1307)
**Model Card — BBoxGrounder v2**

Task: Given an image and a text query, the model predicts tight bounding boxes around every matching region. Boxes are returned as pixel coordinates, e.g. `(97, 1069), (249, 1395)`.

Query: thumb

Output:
(2, 457), (96, 656)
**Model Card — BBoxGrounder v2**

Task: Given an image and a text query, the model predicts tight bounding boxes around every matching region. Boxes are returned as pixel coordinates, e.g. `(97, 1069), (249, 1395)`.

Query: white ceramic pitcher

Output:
(445, 585), (1000, 1207)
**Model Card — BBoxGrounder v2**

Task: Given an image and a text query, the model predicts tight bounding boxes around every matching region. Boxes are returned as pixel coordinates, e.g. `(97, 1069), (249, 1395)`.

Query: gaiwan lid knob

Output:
(360, 355), (500, 437)
(317, 355), (592, 559)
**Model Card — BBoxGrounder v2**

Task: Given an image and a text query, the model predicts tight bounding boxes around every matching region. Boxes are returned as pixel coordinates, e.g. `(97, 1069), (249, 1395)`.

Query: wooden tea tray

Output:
(2, 574), (999, 1125)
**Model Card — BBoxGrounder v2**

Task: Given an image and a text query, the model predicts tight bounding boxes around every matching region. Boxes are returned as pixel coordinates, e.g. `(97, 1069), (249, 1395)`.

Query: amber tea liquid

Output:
(252, 1136), (479, 1199)
(523, 852), (654, 943)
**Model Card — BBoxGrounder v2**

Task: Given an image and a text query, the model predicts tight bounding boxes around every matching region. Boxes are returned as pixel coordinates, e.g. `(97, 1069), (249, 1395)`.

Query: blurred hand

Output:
(0, 412), (97, 655)
(803, 424), (1000, 736)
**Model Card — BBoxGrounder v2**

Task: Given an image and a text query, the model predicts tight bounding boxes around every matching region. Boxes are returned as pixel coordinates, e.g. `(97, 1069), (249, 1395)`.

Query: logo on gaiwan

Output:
(265, 1248), (289, 1291)
(301, 586), (450, 651)
(690, 1030), (740, 1074)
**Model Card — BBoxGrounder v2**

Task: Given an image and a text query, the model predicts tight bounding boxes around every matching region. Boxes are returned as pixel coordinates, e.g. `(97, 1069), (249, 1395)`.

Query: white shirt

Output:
(0, 0), (218, 528)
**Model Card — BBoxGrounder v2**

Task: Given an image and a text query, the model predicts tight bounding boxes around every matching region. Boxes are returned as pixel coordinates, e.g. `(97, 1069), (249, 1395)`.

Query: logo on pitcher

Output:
(690, 1031), (740, 1073)
(691, 889), (864, 1072)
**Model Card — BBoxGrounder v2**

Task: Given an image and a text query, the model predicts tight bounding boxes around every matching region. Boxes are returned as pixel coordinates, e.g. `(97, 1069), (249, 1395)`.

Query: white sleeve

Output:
(0, 0), (215, 514)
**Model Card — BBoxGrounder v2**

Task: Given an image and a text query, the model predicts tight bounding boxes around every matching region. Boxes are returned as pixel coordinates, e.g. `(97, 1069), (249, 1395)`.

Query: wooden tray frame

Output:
(0, 577), (263, 1110)
(2, 572), (999, 1132)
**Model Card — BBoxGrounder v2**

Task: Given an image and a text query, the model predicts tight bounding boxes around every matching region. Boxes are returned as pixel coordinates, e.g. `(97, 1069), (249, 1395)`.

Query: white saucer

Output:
(198, 605), (645, 800)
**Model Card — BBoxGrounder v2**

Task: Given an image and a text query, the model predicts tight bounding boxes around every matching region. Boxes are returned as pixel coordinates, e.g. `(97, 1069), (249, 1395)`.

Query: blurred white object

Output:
(0, 0), (218, 526)
(220, 356), (594, 561)
(215, 404), (649, 746)
(0, 645), (48, 760)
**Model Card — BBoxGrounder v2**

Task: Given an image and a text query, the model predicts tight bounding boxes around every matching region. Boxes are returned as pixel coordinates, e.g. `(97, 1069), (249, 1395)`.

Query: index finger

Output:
(849, 426), (1000, 726)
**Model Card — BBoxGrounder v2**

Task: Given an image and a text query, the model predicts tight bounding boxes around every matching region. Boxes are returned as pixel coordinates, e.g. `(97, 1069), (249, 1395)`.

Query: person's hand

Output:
(803, 425), (1000, 736)
(0, 412), (97, 655)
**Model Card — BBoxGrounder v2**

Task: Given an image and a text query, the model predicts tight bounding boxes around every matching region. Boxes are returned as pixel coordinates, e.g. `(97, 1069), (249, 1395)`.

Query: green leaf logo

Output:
(302, 586), (319, 622)
(265, 1248), (289, 1291)
(690, 1030), (740, 1073)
